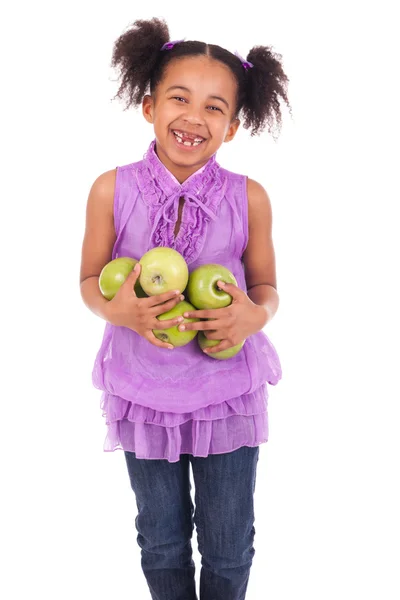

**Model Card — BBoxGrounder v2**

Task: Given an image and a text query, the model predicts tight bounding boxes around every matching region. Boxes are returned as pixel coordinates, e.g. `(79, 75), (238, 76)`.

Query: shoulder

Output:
(86, 169), (117, 221)
(217, 167), (248, 202)
(246, 177), (271, 205)
(218, 166), (244, 185)
(88, 157), (146, 212)
(218, 167), (271, 205)
(246, 178), (273, 225)
(91, 158), (142, 193)
(90, 169), (117, 198)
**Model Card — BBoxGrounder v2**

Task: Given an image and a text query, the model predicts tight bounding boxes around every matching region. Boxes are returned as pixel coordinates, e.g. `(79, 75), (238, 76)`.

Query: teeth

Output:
(173, 131), (204, 146)
(183, 140), (202, 147)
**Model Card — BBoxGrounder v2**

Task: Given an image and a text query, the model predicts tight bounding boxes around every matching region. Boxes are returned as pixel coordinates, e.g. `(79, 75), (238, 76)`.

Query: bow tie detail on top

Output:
(150, 191), (219, 236)
(136, 140), (227, 264)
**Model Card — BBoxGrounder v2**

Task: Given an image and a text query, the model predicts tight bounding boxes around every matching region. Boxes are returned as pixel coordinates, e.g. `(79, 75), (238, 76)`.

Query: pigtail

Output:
(241, 46), (291, 138)
(111, 18), (169, 109)
(109, 18), (291, 138)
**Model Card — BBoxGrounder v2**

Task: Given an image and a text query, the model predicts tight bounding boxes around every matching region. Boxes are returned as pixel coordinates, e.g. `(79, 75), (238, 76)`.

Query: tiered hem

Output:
(100, 385), (269, 463)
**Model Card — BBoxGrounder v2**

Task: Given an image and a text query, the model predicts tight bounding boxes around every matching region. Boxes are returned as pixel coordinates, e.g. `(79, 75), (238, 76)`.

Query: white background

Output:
(2, 1), (399, 599)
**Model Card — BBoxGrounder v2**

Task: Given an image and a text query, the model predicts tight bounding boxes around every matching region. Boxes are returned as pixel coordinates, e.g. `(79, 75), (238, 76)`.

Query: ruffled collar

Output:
(134, 140), (228, 264)
(141, 139), (223, 197)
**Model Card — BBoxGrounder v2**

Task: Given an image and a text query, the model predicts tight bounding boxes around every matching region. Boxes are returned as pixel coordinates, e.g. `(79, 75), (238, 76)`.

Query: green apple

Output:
(186, 264), (237, 309)
(153, 301), (200, 347)
(139, 247), (189, 296)
(197, 331), (245, 360)
(99, 257), (147, 300)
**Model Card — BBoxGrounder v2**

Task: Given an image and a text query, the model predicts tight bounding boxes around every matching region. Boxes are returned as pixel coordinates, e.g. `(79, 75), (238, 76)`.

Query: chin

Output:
(155, 135), (217, 172)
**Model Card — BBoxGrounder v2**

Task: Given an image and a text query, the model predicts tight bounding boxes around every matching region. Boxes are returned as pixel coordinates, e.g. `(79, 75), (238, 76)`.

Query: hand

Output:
(178, 280), (267, 354)
(105, 263), (185, 350)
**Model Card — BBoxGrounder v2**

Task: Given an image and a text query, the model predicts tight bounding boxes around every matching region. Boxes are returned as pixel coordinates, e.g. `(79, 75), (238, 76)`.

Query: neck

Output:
(154, 141), (212, 184)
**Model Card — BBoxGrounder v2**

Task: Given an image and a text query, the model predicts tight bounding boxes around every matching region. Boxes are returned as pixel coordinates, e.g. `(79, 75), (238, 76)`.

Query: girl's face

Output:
(143, 56), (240, 182)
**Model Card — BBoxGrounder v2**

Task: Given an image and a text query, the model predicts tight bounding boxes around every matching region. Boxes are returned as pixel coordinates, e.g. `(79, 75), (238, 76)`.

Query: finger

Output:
(149, 295), (185, 317)
(216, 281), (244, 300)
(203, 341), (230, 354)
(145, 331), (174, 351)
(204, 330), (220, 340)
(146, 288), (183, 307)
(123, 262), (141, 295)
(182, 308), (228, 319)
(178, 320), (222, 333)
(153, 316), (185, 330)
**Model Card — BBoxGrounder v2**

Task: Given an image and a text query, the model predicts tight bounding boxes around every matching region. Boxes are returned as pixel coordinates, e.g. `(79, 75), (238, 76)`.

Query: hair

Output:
(111, 18), (291, 138)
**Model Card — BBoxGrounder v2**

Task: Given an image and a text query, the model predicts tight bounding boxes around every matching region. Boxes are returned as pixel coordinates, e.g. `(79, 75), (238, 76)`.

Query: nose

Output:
(183, 104), (205, 126)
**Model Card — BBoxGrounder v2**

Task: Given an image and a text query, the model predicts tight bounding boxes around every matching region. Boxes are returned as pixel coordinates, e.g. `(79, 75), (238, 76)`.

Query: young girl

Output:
(80, 17), (290, 600)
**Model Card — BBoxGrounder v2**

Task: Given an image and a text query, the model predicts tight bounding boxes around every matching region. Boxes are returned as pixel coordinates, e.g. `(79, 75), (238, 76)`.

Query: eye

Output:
(207, 105), (223, 113)
(172, 96), (187, 103)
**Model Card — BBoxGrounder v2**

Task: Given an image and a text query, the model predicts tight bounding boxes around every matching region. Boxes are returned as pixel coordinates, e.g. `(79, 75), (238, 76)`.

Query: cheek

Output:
(153, 103), (180, 125)
(211, 117), (234, 137)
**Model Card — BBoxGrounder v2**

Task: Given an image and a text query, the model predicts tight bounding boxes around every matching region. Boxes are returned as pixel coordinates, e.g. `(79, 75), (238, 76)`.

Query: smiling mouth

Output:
(172, 130), (206, 147)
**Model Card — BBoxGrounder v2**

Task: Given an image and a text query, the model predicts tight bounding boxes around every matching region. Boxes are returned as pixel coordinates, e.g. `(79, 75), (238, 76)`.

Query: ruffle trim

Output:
(134, 140), (228, 264)
(103, 412), (269, 463)
(99, 387), (269, 462)
(100, 384), (268, 427)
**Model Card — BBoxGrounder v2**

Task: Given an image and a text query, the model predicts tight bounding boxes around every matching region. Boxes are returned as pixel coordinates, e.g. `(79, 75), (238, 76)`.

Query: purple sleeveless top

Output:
(92, 141), (282, 462)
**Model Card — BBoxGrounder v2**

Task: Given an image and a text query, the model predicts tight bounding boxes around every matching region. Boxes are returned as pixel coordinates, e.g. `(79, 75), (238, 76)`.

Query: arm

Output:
(79, 169), (117, 321)
(242, 178), (280, 329)
(158, 178), (280, 352)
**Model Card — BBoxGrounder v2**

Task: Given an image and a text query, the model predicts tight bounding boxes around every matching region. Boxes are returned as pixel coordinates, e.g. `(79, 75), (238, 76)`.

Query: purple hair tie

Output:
(161, 39), (185, 51)
(234, 50), (254, 71)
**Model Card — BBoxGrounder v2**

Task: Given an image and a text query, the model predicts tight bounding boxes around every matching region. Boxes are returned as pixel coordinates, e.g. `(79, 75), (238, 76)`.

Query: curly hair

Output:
(111, 17), (291, 138)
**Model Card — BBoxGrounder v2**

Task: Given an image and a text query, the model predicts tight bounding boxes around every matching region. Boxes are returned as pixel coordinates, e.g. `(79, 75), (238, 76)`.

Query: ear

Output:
(224, 118), (240, 143)
(142, 95), (154, 124)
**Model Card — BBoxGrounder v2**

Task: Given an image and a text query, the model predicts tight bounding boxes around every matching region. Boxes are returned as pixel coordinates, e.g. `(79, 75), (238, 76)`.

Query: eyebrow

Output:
(165, 85), (230, 109)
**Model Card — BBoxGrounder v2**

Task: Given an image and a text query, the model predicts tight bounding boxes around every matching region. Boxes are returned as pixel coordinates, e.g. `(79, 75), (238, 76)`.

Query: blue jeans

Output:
(124, 445), (260, 600)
